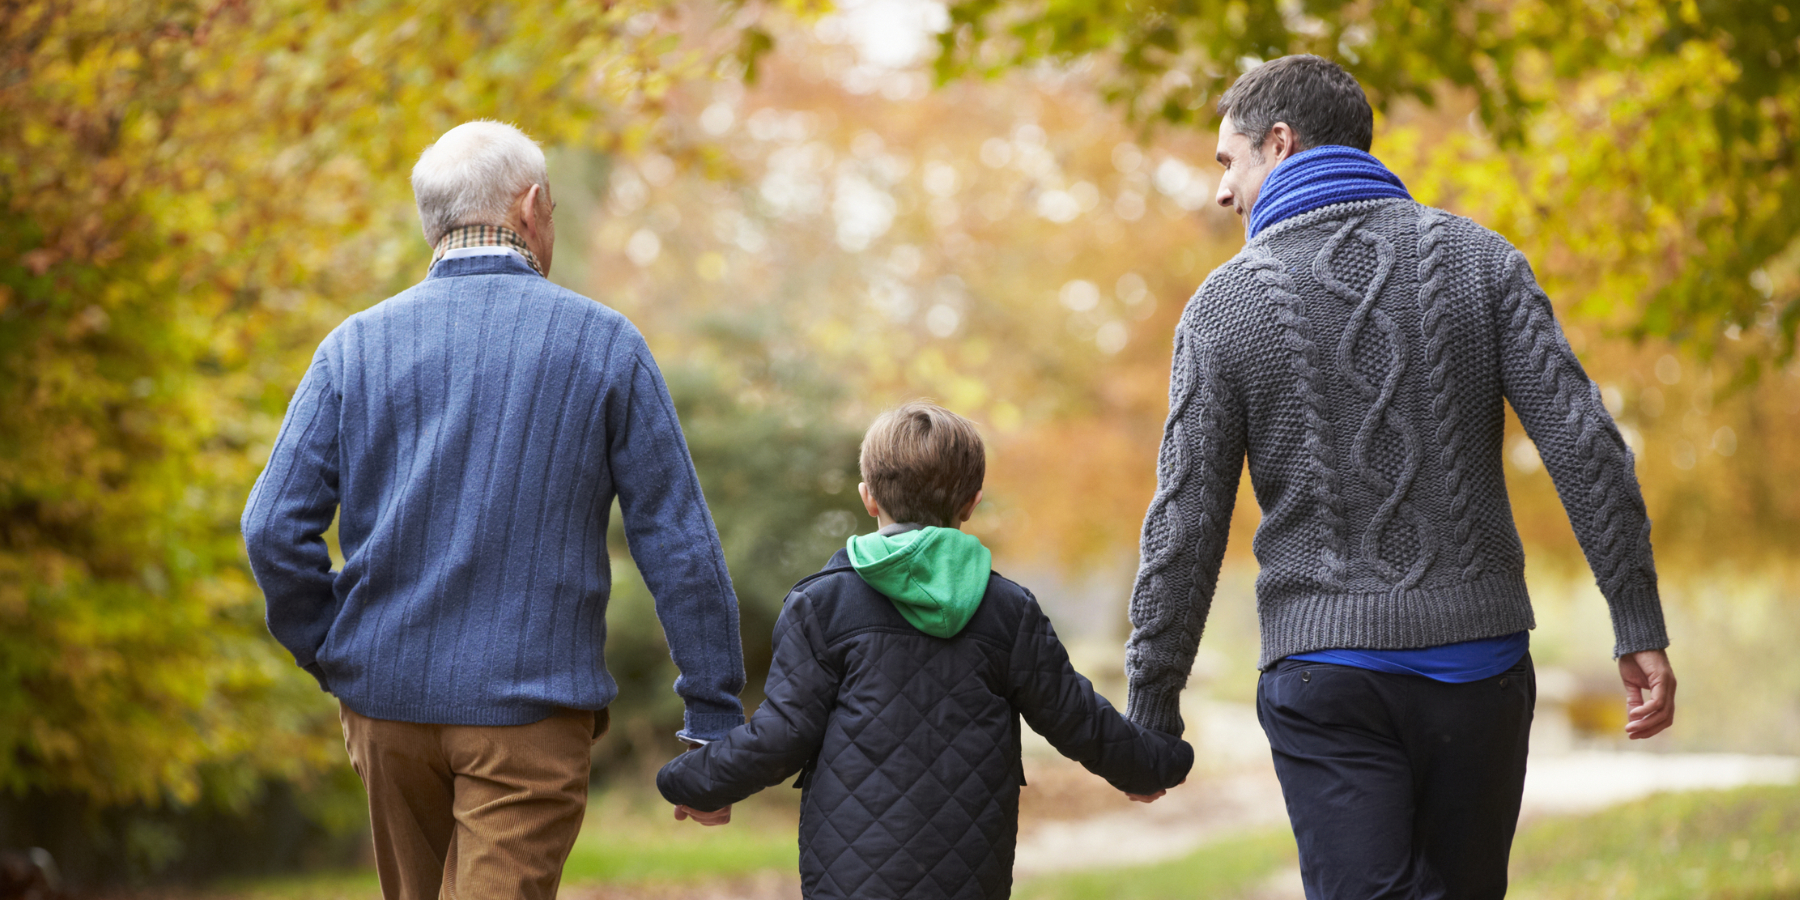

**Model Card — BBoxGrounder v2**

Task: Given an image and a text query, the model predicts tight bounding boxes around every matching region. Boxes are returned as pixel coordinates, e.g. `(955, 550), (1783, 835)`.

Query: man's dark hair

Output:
(1216, 55), (1373, 156)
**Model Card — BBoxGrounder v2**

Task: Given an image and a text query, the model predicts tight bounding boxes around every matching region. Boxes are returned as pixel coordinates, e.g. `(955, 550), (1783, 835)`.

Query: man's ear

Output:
(857, 482), (882, 520)
(515, 184), (544, 236)
(1266, 122), (1301, 164)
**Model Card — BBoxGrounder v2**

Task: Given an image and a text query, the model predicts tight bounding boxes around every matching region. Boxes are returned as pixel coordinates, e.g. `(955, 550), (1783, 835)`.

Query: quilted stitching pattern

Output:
(660, 554), (1192, 899)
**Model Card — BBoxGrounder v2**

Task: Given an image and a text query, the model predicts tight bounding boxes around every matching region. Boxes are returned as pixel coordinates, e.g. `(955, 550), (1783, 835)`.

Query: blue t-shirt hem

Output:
(1286, 631), (1529, 683)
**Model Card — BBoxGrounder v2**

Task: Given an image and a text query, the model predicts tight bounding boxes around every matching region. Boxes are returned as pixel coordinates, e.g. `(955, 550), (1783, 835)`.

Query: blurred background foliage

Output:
(2, 0), (1797, 885)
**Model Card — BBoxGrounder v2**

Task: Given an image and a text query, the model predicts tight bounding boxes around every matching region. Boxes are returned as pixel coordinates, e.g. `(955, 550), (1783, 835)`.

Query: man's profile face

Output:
(1214, 117), (1282, 233)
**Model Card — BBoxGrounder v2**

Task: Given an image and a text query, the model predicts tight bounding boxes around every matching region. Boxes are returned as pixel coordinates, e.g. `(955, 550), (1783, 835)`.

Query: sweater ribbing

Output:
(242, 253), (747, 738)
(1125, 200), (1668, 736)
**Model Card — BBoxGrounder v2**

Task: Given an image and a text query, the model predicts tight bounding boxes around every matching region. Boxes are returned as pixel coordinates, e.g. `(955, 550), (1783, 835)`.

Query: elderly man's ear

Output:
(512, 182), (556, 276)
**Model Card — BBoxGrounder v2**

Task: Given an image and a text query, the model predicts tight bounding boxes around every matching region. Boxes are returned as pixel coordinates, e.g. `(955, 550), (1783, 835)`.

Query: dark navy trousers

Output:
(1257, 653), (1535, 899)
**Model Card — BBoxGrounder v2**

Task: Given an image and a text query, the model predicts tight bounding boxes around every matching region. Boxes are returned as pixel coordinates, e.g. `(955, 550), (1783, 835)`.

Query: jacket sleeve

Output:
(608, 329), (746, 741)
(656, 591), (840, 812)
(1493, 248), (1667, 657)
(1010, 597), (1194, 796)
(241, 351), (341, 690)
(1124, 307), (1247, 736)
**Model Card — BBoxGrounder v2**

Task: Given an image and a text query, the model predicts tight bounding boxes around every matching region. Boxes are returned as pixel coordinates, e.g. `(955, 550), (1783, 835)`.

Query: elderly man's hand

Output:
(673, 804), (732, 826)
(1619, 649), (1676, 740)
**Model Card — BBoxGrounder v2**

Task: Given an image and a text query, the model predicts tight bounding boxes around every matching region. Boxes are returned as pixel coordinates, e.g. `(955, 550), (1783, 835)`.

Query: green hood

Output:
(845, 527), (993, 638)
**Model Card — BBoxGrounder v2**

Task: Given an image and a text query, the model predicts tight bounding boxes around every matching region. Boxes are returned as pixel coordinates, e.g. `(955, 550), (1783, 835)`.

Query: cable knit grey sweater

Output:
(1124, 198), (1669, 736)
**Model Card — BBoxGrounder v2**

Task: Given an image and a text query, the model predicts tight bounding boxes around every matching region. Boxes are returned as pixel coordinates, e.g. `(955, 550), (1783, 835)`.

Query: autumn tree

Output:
(0, 0), (777, 877)
(935, 0), (1800, 363)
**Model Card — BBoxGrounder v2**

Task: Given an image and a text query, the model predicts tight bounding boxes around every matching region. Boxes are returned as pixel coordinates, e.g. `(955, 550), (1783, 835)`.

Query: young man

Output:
(242, 121), (746, 899)
(658, 401), (1192, 900)
(1123, 55), (1675, 898)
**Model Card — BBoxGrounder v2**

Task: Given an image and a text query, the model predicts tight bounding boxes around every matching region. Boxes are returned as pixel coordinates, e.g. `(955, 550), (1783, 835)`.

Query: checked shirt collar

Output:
(431, 224), (544, 276)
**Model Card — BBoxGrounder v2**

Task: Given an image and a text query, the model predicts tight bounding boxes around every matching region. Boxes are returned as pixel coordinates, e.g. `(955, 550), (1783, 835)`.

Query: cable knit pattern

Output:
(1415, 206), (1484, 580)
(1496, 250), (1664, 653)
(1245, 248), (1348, 588)
(1124, 323), (1246, 734)
(1124, 199), (1668, 736)
(1314, 215), (1437, 588)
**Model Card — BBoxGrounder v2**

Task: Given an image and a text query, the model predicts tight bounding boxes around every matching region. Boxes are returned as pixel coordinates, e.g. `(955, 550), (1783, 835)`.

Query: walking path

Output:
(1011, 698), (1800, 896)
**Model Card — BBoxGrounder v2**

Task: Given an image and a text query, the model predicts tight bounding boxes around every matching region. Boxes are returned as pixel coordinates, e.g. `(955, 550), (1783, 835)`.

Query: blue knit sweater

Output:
(242, 253), (747, 740)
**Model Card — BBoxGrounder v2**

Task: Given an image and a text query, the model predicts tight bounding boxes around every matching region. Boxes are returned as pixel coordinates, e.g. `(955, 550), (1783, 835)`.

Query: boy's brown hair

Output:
(859, 401), (985, 528)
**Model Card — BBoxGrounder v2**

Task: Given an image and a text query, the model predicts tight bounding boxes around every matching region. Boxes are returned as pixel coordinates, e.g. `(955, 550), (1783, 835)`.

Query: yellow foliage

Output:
(0, 0), (756, 807)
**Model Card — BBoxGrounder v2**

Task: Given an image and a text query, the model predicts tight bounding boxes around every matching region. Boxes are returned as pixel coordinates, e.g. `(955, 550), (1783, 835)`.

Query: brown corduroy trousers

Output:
(339, 704), (608, 900)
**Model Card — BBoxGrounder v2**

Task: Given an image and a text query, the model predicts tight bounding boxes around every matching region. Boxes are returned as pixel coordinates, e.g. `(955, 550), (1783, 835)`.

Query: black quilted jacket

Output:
(657, 549), (1194, 899)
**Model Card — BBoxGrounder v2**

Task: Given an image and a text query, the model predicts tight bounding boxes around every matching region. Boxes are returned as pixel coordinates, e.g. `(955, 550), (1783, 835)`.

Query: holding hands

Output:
(673, 803), (732, 826)
(1126, 777), (1184, 804)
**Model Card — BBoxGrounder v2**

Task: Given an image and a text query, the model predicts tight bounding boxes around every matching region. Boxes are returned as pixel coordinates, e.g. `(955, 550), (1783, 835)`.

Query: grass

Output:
(1018, 784), (1800, 900)
(1509, 784), (1800, 900)
(558, 788), (798, 884)
(187, 782), (1800, 899)
(1013, 829), (1299, 900)
(199, 787), (798, 899)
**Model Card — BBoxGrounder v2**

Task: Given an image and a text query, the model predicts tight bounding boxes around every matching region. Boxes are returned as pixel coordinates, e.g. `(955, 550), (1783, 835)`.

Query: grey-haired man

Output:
(244, 121), (746, 899)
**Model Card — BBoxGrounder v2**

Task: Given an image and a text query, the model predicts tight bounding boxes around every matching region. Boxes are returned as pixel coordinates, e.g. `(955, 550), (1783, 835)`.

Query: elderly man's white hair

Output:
(412, 120), (548, 246)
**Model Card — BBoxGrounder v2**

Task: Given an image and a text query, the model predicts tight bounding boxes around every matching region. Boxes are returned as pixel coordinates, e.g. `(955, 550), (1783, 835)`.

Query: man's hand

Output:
(1619, 649), (1676, 740)
(673, 804), (732, 826)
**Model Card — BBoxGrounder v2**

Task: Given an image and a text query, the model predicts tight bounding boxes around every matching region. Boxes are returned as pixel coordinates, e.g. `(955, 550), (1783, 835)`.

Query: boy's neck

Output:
(876, 521), (931, 536)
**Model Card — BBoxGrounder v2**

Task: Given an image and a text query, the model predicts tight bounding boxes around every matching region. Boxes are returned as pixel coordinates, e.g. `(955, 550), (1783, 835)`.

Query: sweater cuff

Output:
(1607, 581), (1670, 658)
(679, 710), (746, 744)
(1125, 683), (1186, 737)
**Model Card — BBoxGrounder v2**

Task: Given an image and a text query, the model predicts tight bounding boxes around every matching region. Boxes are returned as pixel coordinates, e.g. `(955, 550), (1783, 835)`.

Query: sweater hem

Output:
(336, 695), (606, 727)
(1255, 571), (1538, 669)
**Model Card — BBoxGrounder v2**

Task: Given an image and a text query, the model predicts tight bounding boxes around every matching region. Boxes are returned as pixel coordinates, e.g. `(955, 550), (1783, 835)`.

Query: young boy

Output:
(657, 401), (1193, 900)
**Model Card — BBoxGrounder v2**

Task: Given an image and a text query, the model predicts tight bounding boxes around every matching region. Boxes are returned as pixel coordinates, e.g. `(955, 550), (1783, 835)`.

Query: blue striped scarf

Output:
(1247, 145), (1411, 239)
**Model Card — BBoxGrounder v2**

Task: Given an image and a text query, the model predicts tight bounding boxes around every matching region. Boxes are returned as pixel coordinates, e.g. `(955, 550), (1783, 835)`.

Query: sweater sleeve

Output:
(656, 592), (839, 811)
(609, 333), (747, 741)
(1010, 597), (1194, 795)
(1495, 248), (1667, 656)
(242, 351), (342, 690)
(1124, 318), (1247, 736)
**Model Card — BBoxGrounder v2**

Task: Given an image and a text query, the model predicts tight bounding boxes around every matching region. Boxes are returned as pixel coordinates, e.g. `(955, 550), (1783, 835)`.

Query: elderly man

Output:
(1124, 56), (1675, 898)
(242, 120), (746, 899)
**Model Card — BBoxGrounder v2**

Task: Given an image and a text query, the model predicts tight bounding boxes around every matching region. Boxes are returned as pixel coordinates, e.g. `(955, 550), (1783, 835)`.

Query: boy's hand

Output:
(673, 804), (732, 826)
(1125, 777), (1184, 803)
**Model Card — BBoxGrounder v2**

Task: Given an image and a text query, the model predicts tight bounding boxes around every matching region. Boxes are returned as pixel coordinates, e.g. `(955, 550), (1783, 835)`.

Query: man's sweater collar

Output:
(1247, 145), (1411, 239)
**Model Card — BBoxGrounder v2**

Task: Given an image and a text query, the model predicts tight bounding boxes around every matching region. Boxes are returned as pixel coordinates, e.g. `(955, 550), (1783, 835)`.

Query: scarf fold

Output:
(431, 224), (544, 275)
(1247, 145), (1411, 239)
